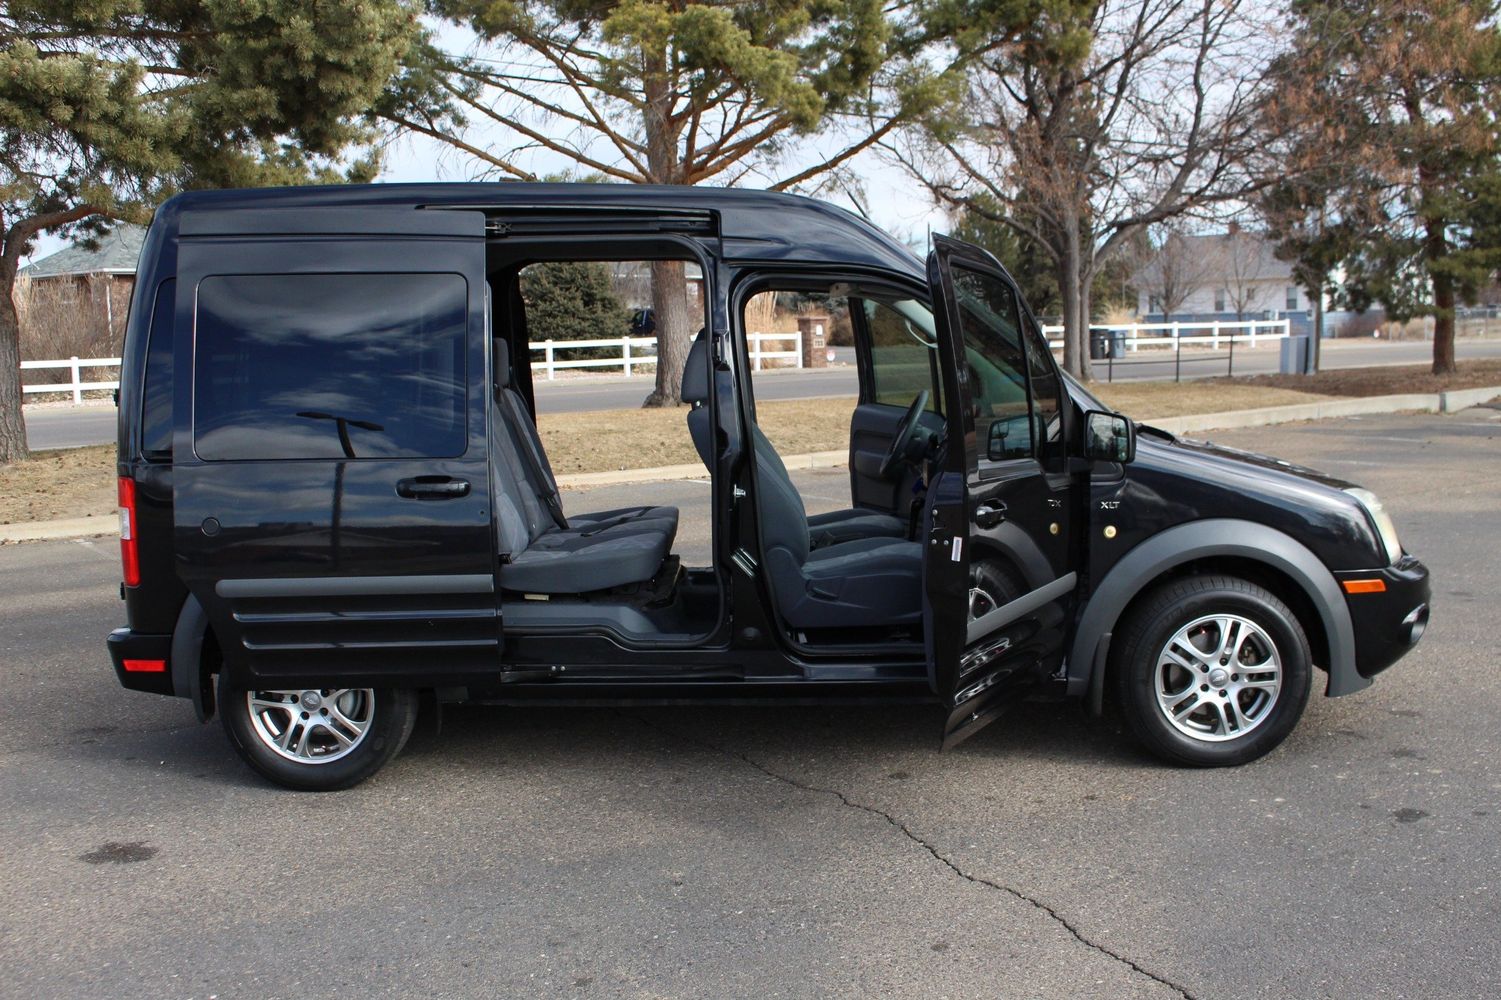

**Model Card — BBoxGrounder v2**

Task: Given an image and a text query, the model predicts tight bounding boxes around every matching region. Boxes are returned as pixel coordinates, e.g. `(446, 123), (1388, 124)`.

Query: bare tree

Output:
(889, 0), (1279, 380)
(1221, 226), (1268, 320)
(382, 2), (946, 405)
(1137, 225), (1216, 323)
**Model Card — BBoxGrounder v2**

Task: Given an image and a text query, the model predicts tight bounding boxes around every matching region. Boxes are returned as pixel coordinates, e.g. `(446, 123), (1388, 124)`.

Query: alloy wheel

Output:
(246, 688), (376, 764)
(1154, 614), (1282, 743)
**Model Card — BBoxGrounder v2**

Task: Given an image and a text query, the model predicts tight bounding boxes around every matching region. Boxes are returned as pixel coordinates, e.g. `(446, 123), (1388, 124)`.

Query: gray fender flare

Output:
(171, 594), (214, 723)
(1069, 518), (1365, 704)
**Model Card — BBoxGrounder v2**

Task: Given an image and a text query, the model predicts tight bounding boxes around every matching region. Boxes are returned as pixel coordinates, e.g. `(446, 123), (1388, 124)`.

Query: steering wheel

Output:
(879, 390), (930, 480)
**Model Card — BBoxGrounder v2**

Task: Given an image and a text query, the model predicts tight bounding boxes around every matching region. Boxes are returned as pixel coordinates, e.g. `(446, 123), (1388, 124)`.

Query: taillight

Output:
(118, 476), (140, 587)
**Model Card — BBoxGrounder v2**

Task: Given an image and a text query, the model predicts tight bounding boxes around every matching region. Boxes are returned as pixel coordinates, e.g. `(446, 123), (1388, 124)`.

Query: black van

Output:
(106, 184), (1430, 790)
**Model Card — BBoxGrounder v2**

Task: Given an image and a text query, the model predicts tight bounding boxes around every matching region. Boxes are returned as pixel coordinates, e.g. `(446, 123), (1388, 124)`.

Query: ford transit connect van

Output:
(106, 184), (1430, 789)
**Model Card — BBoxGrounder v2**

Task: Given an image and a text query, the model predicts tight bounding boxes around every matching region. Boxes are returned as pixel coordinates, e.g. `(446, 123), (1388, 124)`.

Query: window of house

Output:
(1148, 295), (1162, 314)
(193, 273), (468, 461)
(1286, 286), (1299, 311)
(1214, 288), (1226, 313)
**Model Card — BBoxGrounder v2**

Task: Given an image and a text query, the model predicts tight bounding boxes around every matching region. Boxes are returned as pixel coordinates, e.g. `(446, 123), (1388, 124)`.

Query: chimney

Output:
(1227, 220), (1241, 236)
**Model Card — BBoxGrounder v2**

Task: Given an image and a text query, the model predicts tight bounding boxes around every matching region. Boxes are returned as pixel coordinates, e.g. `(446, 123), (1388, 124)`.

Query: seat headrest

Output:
(495, 339), (513, 389)
(681, 329), (710, 405)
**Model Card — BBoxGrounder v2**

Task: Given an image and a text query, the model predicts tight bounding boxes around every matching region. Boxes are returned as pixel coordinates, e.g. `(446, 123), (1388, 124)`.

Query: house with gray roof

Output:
(1132, 228), (1310, 328)
(17, 224), (146, 349)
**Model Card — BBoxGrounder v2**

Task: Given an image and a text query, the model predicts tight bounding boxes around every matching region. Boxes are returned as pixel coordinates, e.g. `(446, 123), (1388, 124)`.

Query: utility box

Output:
(798, 315), (829, 368)
(1279, 335), (1315, 374)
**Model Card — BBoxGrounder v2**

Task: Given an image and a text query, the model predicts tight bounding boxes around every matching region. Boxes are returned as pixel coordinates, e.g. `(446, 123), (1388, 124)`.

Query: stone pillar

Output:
(797, 314), (829, 368)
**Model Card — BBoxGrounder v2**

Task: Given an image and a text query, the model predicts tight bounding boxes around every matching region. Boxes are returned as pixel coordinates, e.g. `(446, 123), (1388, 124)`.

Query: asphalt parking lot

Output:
(2, 409), (1499, 999)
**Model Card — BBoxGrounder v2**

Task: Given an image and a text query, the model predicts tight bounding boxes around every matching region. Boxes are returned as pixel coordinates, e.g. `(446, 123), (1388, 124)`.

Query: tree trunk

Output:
(0, 267), (28, 465)
(644, 259), (694, 407)
(1078, 266), (1094, 381)
(639, 43), (692, 407)
(1057, 218), (1093, 381)
(1426, 214), (1456, 375)
(1311, 279), (1323, 373)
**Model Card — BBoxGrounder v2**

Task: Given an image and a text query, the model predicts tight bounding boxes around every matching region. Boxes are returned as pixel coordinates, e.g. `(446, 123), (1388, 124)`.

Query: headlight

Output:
(1345, 488), (1402, 564)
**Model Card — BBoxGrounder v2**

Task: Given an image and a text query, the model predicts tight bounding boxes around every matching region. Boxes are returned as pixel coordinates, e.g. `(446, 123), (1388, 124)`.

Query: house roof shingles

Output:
(20, 224), (147, 279)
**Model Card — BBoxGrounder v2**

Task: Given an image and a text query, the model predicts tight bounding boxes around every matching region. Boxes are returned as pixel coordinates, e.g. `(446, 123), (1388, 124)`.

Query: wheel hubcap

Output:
(246, 689), (375, 764)
(969, 586), (999, 621)
(1154, 614), (1281, 743)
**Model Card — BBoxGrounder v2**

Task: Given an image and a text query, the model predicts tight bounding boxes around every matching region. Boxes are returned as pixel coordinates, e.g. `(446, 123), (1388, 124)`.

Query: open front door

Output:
(925, 236), (1076, 749)
(171, 207), (496, 684)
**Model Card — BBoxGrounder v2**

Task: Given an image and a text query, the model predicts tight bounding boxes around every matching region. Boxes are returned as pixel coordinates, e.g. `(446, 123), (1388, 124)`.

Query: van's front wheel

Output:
(219, 676), (418, 790)
(1113, 575), (1312, 767)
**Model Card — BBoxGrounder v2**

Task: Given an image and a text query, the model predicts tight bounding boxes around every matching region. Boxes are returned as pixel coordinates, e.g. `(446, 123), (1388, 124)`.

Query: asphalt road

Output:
(22, 338), (1501, 449)
(2, 410), (1498, 998)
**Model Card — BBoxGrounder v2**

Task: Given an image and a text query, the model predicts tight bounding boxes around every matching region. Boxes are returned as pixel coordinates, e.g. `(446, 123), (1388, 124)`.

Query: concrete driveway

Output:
(1, 411), (1498, 999)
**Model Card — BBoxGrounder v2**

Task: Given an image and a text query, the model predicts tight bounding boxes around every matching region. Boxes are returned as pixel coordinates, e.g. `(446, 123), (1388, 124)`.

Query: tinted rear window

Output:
(193, 273), (468, 461)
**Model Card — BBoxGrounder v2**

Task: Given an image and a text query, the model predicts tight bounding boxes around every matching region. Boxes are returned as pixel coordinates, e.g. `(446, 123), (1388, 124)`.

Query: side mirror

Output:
(1082, 410), (1135, 464)
(986, 420), (1009, 461)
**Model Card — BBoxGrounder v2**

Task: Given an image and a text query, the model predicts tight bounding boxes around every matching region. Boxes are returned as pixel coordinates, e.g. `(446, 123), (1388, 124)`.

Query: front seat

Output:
(680, 332), (922, 628)
(681, 330), (908, 548)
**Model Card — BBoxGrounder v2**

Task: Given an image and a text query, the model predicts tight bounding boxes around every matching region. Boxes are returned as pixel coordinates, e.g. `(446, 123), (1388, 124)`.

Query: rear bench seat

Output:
(491, 341), (679, 593)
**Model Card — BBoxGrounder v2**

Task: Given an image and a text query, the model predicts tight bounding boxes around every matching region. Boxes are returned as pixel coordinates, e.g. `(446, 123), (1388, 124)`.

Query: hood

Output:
(1136, 425), (1357, 492)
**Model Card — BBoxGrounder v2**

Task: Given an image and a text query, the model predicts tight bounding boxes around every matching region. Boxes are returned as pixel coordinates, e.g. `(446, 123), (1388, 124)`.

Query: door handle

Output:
(974, 502), (1007, 528)
(396, 477), (471, 500)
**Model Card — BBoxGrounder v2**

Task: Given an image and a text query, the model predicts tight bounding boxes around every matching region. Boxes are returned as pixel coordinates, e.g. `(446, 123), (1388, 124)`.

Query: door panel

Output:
(847, 403), (940, 513)
(924, 236), (1076, 748)
(171, 208), (497, 682)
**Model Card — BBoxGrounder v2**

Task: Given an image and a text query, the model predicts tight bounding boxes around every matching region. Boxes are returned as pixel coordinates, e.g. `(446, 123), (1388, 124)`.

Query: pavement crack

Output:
(625, 712), (1198, 1000)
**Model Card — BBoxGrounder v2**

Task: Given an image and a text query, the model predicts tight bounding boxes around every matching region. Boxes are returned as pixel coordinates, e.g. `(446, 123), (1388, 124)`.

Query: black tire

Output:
(1112, 575), (1312, 767)
(219, 674), (419, 791)
(969, 561), (1022, 620)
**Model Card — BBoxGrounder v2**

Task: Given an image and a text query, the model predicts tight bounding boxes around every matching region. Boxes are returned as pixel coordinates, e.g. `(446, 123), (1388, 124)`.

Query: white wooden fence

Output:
(746, 331), (803, 370)
(20, 357), (122, 405)
(1038, 319), (1290, 352)
(527, 330), (803, 379)
(18, 321), (1286, 403)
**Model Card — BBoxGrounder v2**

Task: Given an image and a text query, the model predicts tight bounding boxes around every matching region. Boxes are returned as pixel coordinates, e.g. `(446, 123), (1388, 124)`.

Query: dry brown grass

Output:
(537, 396), (856, 474)
(0, 445), (116, 524)
(1090, 381), (1333, 420)
(1230, 358), (1501, 398)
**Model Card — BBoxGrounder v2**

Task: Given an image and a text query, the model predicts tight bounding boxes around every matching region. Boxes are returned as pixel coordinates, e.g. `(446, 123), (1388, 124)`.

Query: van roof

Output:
(157, 182), (926, 277)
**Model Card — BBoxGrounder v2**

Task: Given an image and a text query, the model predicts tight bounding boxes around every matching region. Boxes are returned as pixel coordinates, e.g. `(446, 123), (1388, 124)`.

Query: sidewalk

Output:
(4, 385), (1497, 544)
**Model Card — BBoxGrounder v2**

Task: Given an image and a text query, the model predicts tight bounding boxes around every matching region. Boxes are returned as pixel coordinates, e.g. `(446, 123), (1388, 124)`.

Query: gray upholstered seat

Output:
(681, 331), (922, 628)
(492, 342), (677, 593)
(681, 330), (907, 549)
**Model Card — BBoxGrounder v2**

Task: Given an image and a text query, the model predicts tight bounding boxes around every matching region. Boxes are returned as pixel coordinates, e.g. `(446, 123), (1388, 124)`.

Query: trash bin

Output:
(1090, 331), (1110, 360)
(1109, 330), (1126, 359)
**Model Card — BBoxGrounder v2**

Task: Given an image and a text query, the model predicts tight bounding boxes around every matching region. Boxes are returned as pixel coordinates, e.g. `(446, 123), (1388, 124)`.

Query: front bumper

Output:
(106, 628), (175, 696)
(1337, 556), (1431, 679)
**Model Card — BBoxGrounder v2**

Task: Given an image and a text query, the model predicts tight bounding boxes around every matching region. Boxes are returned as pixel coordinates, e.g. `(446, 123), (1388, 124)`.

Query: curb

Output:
(0, 515), (117, 544)
(5, 389), (1497, 544)
(1141, 386), (1501, 436)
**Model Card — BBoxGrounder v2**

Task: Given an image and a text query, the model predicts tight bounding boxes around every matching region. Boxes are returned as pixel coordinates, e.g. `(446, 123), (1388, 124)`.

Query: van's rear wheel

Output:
(219, 675), (418, 791)
(1112, 575), (1312, 767)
